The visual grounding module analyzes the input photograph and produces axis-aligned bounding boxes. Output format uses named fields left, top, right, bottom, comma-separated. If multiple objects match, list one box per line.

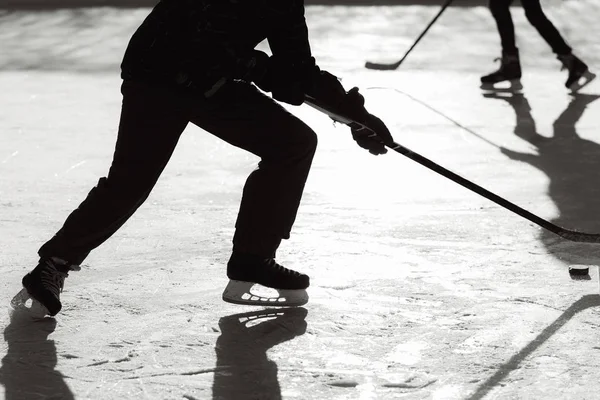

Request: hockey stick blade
left=304, top=95, right=600, bottom=244
left=364, top=0, right=454, bottom=71
left=364, top=61, right=402, bottom=71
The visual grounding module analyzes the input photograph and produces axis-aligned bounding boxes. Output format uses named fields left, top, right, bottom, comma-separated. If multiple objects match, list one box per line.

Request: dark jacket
left=120, top=0, right=312, bottom=95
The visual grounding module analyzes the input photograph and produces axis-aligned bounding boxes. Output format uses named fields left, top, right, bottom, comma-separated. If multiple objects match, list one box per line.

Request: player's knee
left=488, top=0, right=505, bottom=15
left=277, top=126, right=317, bottom=165
left=487, top=0, right=494, bottom=9
left=294, top=125, right=318, bottom=159
left=260, top=120, right=317, bottom=164
left=303, top=127, right=318, bottom=154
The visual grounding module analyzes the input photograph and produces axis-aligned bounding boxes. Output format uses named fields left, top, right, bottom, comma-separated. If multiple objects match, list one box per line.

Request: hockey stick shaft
left=365, top=0, right=454, bottom=70
left=385, top=142, right=599, bottom=243
left=304, top=97, right=600, bottom=243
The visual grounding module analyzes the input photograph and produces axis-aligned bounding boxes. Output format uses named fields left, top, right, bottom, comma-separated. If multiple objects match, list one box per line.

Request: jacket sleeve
left=183, top=0, right=270, bottom=82
left=182, top=0, right=313, bottom=85
left=266, top=1, right=312, bottom=63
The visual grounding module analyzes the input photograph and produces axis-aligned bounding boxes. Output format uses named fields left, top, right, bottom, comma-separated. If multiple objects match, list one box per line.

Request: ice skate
left=558, top=53, right=596, bottom=93
left=222, top=252, right=309, bottom=307
left=480, top=51, right=523, bottom=92
left=10, top=257, right=80, bottom=318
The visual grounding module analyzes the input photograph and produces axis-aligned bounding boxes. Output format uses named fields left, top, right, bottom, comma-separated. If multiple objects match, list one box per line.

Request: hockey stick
left=304, top=95, right=600, bottom=243
left=365, top=0, right=454, bottom=71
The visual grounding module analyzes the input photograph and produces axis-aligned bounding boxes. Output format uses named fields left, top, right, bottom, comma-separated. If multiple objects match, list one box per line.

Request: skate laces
left=42, top=258, right=81, bottom=293
left=266, top=258, right=303, bottom=277
left=492, top=57, right=512, bottom=68
left=558, top=54, right=574, bottom=71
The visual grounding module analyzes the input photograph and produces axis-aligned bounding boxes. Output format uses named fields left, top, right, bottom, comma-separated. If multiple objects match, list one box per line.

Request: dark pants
left=39, top=80, right=318, bottom=264
left=489, top=0, right=571, bottom=55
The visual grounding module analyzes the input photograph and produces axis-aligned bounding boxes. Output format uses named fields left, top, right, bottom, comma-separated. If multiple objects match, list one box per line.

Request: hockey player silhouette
left=12, top=0, right=394, bottom=318
left=481, top=0, right=595, bottom=92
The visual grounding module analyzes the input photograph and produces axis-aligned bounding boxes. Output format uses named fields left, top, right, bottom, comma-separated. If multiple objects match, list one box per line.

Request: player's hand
left=343, top=88, right=393, bottom=155
left=351, top=113, right=394, bottom=155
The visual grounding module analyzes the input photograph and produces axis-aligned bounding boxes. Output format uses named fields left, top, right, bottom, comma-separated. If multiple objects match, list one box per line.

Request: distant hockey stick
left=365, top=0, right=454, bottom=71
left=305, top=95, right=600, bottom=243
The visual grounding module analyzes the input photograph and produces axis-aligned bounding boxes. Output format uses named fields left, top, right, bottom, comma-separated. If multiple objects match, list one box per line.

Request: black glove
left=351, top=114, right=394, bottom=155
left=241, top=50, right=271, bottom=83
left=253, top=55, right=318, bottom=106
left=305, top=76, right=395, bottom=155
left=339, top=87, right=394, bottom=155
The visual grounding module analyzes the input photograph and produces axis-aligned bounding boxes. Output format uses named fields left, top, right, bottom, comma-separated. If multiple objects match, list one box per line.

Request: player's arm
left=246, top=1, right=318, bottom=105
left=182, top=1, right=276, bottom=85
left=264, top=2, right=394, bottom=154
left=306, top=73, right=395, bottom=155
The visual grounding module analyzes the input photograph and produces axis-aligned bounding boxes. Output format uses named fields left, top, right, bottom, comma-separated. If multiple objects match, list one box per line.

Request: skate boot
left=557, top=53, right=596, bottom=93
left=222, top=252, right=309, bottom=307
left=481, top=51, right=523, bottom=92
left=11, top=257, right=81, bottom=318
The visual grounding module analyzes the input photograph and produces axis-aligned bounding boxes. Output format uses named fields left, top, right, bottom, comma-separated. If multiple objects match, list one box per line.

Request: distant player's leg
left=521, top=0, right=595, bottom=92
left=191, top=81, right=316, bottom=306
left=13, top=81, right=190, bottom=318
left=481, top=0, right=523, bottom=91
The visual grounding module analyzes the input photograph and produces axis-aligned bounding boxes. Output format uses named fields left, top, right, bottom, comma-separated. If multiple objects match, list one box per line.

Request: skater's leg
left=521, top=0, right=571, bottom=55
left=190, top=80, right=318, bottom=258
left=38, top=81, right=191, bottom=265
left=190, top=81, right=315, bottom=306
left=489, top=0, right=518, bottom=55
left=481, top=0, right=523, bottom=91
left=520, top=0, right=594, bottom=91
left=17, top=81, right=192, bottom=317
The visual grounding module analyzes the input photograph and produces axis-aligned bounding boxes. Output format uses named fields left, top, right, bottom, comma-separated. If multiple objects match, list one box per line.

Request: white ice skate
left=9, top=288, right=50, bottom=319
left=568, top=71, right=596, bottom=93
left=11, top=257, right=81, bottom=319
left=481, top=53, right=523, bottom=93
left=558, top=54, right=597, bottom=93
left=480, top=79, right=523, bottom=93
left=222, top=280, right=309, bottom=307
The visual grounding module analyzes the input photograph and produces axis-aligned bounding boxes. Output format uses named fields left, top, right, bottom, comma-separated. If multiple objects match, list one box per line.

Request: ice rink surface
left=2, top=2, right=600, bottom=399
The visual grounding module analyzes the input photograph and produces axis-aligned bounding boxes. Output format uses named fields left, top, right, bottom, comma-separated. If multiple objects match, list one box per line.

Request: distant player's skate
left=558, top=54, right=596, bottom=93
left=481, top=52, right=523, bottom=93
left=10, top=257, right=80, bottom=318
left=222, top=253, right=309, bottom=307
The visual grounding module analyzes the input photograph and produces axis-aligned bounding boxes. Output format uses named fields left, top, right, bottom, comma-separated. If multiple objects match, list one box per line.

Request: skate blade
left=480, top=79, right=523, bottom=93
left=222, top=280, right=309, bottom=307
left=569, top=71, right=597, bottom=93
left=9, top=288, right=50, bottom=320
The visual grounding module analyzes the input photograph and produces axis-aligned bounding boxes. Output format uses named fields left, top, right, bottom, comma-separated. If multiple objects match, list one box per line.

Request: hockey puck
left=568, top=265, right=590, bottom=276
